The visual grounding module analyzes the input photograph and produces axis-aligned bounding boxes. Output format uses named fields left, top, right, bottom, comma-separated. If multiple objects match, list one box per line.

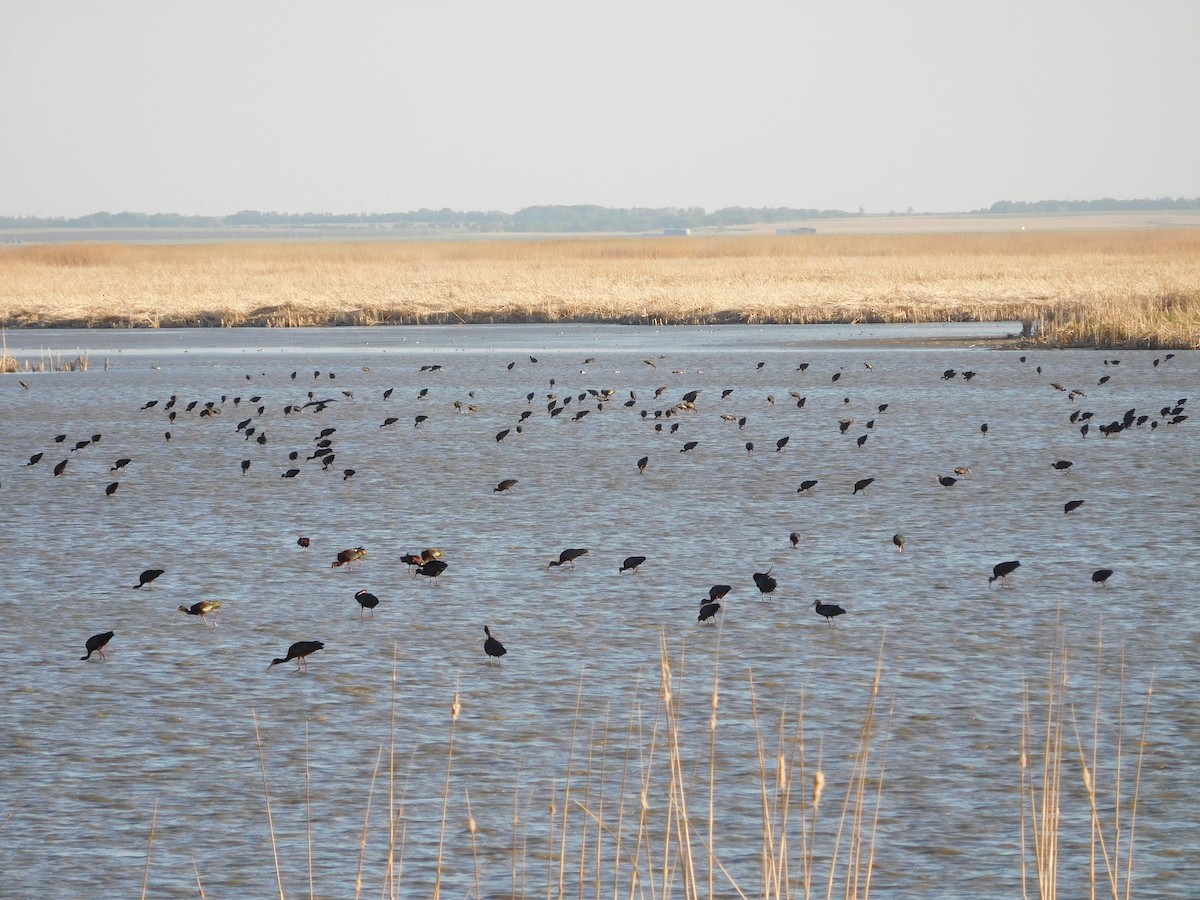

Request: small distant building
left=663, top=228, right=691, bottom=236
left=777, top=226, right=817, bottom=235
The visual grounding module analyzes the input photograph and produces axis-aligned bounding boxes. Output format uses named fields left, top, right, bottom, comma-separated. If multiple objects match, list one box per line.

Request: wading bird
left=331, top=547, right=367, bottom=569
left=619, top=555, right=646, bottom=573
left=268, top=640, right=324, bottom=672
left=354, top=590, right=379, bottom=618
left=812, top=599, right=846, bottom=625
left=1092, top=568, right=1114, bottom=585
left=549, top=548, right=588, bottom=569
left=483, top=626, right=507, bottom=662
left=699, top=601, right=721, bottom=622
left=494, top=479, right=518, bottom=493
left=133, top=568, right=165, bottom=589
left=989, top=560, right=1021, bottom=586
left=893, top=534, right=905, bottom=552
left=81, top=631, right=114, bottom=661
left=175, top=600, right=221, bottom=625
left=753, top=570, right=777, bottom=599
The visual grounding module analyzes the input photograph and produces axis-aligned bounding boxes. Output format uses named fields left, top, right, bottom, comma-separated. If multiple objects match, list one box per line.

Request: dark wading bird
left=241, top=459, right=251, bottom=475
left=812, top=599, right=846, bottom=625
left=680, top=441, right=699, bottom=453
left=797, top=479, right=818, bottom=494
left=297, top=537, right=311, bottom=548
left=494, top=479, right=518, bottom=493
left=81, top=631, right=114, bottom=661
left=483, top=626, right=507, bottom=662
left=53, top=459, right=68, bottom=476
left=105, top=482, right=119, bottom=496
left=637, top=455, right=648, bottom=474
left=937, top=475, right=957, bottom=487
left=549, top=548, right=588, bottom=569
left=268, top=640, right=324, bottom=672
left=753, top=570, right=777, bottom=599
left=1064, top=499, right=1086, bottom=514
left=26, top=453, right=43, bottom=466
left=332, top=547, right=367, bottom=569
left=111, top=458, right=131, bottom=472
left=133, top=568, right=165, bottom=589
left=989, top=560, right=1021, bottom=586
left=699, top=601, right=721, bottom=622
left=1050, top=460, right=1073, bottom=471
left=893, top=534, right=905, bottom=553
left=853, top=477, right=874, bottom=494
left=789, top=532, right=801, bottom=548
left=354, top=590, right=380, bottom=618
left=619, top=555, right=646, bottom=573
left=416, top=558, right=448, bottom=583
left=1092, top=568, right=1114, bottom=586
left=175, top=600, right=221, bottom=625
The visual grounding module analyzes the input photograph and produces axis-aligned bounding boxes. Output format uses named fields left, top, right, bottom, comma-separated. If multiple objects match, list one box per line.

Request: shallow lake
left=1, top=324, right=1196, bottom=897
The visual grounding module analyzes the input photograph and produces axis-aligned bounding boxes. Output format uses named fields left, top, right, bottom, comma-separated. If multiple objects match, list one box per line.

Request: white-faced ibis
left=789, top=532, right=800, bottom=548
left=980, top=423, right=988, bottom=434
left=1050, top=460, right=1073, bottom=471
left=636, top=455, right=649, bottom=475
left=853, top=477, right=874, bottom=494
left=81, top=631, right=114, bottom=661
left=268, top=640, right=324, bottom=672
left=111, top=458, right=131, bottom=472
left=699, top=601, right=721, bottom=622
left=954, top=466, right=971, bottom=476
left=812, top=599, right=846, bottom=625
left=495, top=428, right=510, bottom=442
left=26, top=453, right=43, bottom=466
left=937, top=475, right=957, bottom=487
left=483, top=626, right=507, bottom=662
left=133, top=568, right=165, bottom=589
left=1064, top=499, right=1085, bottom=514
left=893, top=534, right=905, bottom=552
left=175, top=600, right=221, bottom=625
left=105, top=482, right=119, bottom=496
left=775, top=436, right=789, bottom=451
left=241, top=459, right=251, bottom=474
left=619, top=555, right=646, bottom=573
left=494, top=479, right=518, bottom=493
left=549, top=548, right=588, bottom=569
left=297, top=536, right=311, bottom=548
left=331, top=547, right=367, bottom=569
left=797, top=479, right=818, bottom=493
left=1092, top=568, right=1114, bottom=585
left=281, top=468, right=300, bottom=479
left=53, top=459, right=68, bottom=476
left=354, top=590, right=380, bottom=618
left=989, top=560, right=1021, bottom=586
left=343, top=469, right=355, bottom=481
left=752, top=570, right=777, bottom=599
left=680, top=441, right=698, bottom=453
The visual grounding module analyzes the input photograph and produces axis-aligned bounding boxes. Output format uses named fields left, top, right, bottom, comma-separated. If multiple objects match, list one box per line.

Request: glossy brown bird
left=1064, top=499, right=1085, bottom=514
left=637, top=455, right=648, bottom=474
left=331, top=547, right=367, bottom=569
left=175, top=600, right=221, bottom=625
left=1091, top=568, right=1114, bottom=585
left=853, top=477, right=874, bottom=494
left=698, top=601, right=721, bottom=622
left=752, top=570, right=777, bottom=599
left=81, top=631, right=114, bottom=661
left=494, top=479, right=518, bottom=493
left=297, top=536, right=311, bottom=548
left=797, top=479, right=818, bottom=494
left=416, top=559, right=448, bottom=582
left=892, top=533, right=905, bottom=553
left=268, top=640, right=324, bottom=672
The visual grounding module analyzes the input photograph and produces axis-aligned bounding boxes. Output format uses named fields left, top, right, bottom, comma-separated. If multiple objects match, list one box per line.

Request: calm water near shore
left=1, top=324, right=1196, bottom=897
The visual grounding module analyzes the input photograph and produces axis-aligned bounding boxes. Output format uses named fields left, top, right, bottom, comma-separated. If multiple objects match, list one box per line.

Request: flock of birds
left=4, top=344, right=1189, bottom=675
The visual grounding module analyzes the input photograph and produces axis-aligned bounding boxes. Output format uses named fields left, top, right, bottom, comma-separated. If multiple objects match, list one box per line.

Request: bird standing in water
left=354, top=590, right=380, bottom=618
left=549, top=548, right=588, bottom=569
left=268, top=640, right=324, bottom=672
left=989, top=560, right=1021, bottom=586
left=483, top=626, right=507, bottom=663
left=81, top=631, right=114, bottom=661
left=619, top=555, right=646, bottom=573
left=812, top=599, right=846, bottom=625
left=175, top=600, right=221, bottom=625
left=133, top=568, right=165, bottom=589
left=753, top=570, right=777, bottom=599
left=893, top=534, right=905, bottom=552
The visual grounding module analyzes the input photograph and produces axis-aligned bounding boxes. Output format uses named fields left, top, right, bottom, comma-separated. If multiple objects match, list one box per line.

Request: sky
left=3, top=1, right=1198, bottom=218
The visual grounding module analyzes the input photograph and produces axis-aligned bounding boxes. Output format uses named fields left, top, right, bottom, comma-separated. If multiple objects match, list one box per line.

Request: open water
left=0, top=324, right=1196, bottom=897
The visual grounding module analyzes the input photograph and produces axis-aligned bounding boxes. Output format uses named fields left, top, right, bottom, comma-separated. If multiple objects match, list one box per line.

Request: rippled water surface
left=1, top=324, right=1197, bottom=897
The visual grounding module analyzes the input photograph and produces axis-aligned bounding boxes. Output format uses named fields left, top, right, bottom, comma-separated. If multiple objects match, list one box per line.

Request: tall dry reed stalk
left=1021, top=629, right=1152, bottom=900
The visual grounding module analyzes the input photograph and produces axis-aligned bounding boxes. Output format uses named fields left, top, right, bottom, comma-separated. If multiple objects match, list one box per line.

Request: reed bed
left=1, top=230, right=1198, bottom=347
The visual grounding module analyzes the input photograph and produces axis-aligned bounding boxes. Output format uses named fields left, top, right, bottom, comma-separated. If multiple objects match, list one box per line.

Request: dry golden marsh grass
left=1, top=229, right=1198, bottom=347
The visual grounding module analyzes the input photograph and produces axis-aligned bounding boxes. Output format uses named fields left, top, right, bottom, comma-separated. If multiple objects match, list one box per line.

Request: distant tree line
left=0, top=204, right=851, bottom=233
left=980, top=197, right=1200, bottom=214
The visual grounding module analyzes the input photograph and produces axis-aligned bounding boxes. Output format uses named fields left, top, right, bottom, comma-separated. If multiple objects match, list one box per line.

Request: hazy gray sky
left=3, top=1, right=1197, bottom=217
